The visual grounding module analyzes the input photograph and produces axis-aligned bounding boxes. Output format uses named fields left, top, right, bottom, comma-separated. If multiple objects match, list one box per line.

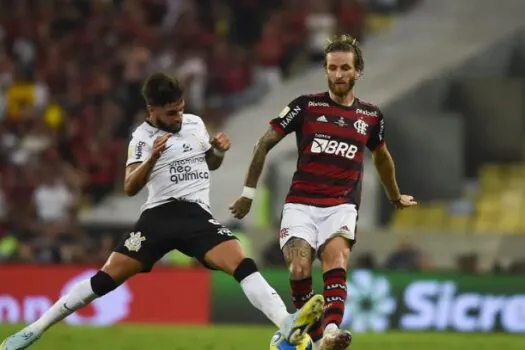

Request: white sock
left=32, top=279, right=98, bottom=332
left=312, top=323, right=338, bottom=349
left=324, top=322, right=338, bottom=335
left=240, top=272, right=290, bottom=329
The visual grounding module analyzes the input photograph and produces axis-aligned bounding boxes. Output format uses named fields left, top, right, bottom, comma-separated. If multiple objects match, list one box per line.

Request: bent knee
left=288, top=260, right=312, bottom=279
left=90, top=271, right=118, bottom=297
left=320, top=238, right=351, bottom=270
left=101, top=252, right=143, bottom=284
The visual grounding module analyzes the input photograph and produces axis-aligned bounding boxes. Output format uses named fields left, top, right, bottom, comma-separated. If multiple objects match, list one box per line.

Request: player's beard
left=328, top=78, right=356, bottom=98
left=155, top=119, right=182, bottom=133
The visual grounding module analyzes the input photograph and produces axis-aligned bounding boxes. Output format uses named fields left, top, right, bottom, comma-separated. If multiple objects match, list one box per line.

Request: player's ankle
left=24, top=322, right=42, bottom=334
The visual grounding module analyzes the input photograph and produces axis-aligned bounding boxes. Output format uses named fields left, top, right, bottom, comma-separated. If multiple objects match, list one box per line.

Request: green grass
left=1, top=324, right=524, bottom=349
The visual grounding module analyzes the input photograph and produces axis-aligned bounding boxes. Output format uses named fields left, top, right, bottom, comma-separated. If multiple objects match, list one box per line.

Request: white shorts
left=279, top=203, right=358, bottom=251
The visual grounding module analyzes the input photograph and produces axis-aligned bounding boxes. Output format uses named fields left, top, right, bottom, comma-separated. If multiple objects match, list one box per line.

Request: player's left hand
left=210, top=132, right=231, bottom=153
left=229, top=197, right=252, bottom=219
left=392, top=194, right=417, bottom=209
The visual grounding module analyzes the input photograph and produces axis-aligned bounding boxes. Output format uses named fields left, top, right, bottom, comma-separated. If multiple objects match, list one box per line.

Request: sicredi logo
left=342, top=270, right=396, bottom=332
left=342, top=270, right=525, bottom=333
left=400, top=281, right=525, bottom=333
left=311, top=138, right=358, bottom=159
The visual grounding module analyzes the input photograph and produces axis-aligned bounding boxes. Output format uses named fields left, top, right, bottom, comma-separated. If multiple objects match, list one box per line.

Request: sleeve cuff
left=270, top=122, right=285, bottom=135
left=370, top=141, right=385, bottom=152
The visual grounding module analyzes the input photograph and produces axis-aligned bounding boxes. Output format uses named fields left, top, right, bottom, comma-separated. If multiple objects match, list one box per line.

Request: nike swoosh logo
left=63, top=303, right=74, bottom=312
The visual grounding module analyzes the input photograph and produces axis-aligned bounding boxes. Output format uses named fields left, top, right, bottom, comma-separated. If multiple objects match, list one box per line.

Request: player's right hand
left=151, top=133, right=173, bottom=160
left=392, top=194, right=417, bottom=210
left=229, top=197, right=252, bottom=219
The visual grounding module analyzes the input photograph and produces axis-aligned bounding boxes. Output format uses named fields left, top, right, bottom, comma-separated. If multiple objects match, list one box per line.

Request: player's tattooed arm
left=282, top=238, right=314, bottom=268
left=372, top=144, right=401, bottom=201
left=244, top=127, right=284, bottom=188
left=230, top=128, right=283, bottom=219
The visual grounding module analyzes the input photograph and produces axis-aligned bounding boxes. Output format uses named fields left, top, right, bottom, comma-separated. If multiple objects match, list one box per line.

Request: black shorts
left=113, top=200, right=237, bottom=272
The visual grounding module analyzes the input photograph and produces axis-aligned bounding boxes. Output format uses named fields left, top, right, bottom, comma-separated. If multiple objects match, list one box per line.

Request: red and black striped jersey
left=269, top=92, right=385, bottom=208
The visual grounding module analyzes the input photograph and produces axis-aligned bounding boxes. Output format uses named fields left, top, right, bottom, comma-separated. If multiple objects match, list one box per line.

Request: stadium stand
left=0, top=0, right=419, bottom=265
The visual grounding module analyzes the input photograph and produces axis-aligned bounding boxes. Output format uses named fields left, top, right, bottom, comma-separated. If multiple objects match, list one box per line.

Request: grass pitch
left=1, top=324, right=524, bottom=349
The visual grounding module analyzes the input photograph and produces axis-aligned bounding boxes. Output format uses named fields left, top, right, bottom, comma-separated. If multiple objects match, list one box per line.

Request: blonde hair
left=324, top=34, right=364, bottom=71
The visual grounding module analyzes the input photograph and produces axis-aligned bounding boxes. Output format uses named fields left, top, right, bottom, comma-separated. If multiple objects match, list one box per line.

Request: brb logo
left=311, top=138, right=358, bottom=159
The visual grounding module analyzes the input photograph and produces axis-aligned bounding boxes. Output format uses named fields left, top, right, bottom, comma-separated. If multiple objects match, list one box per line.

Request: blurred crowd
left=0, top=0, right=418, bottom=264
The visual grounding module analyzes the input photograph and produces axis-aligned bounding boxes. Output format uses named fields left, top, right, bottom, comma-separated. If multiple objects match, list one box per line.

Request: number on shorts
left=208, top=218, right=222, bottom=226
left=209, top=218, right=233, bottom=236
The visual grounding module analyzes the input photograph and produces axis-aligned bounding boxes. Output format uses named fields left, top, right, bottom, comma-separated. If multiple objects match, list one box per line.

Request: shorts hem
left=196, top=235, right=239, bottom=270
left=279, top=234, right=316, bottom=251
left=112, top=249, right=152, bottom=273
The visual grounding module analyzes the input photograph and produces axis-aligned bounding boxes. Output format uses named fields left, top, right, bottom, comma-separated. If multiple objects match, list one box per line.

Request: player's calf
left=290, top=276, right=324, bottom=344
left=316, top=237, right=352, bottom=349
left=322, top=268, right=347, bottom=330
left=284, top=238, right=315, bottom=310
left=229, top=256, right=323, bottom=344
left=233, top=257, right=292, bottom=329
left=291, top=277, right=315, bottom=309
left=36, top=270, right=119, bottom=332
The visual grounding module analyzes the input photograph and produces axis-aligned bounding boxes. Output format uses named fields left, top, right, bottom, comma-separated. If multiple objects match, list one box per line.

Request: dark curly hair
left=142, top=72, right=184, bottom=107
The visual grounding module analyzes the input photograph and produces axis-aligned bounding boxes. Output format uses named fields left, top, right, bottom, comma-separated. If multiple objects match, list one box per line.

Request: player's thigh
left=101, top=252, right=143, bottom=284
left=113, top=204, right=176, bottom=273
left=279, top=203, right=317, bottom=252
left=177, top=207, right=239, bottom=271
left=202, top=239, right=246, bottom=275
left=317, top=204, right=358, bottom=251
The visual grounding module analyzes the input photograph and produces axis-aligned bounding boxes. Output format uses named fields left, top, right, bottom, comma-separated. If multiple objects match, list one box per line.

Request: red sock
left=308, top=319, right=324, bottom=342
left=290, top=277, right=313, bottom=309
left=323, top=268, right=347, bottom=329
left=290, top=277, right=323, bottom=341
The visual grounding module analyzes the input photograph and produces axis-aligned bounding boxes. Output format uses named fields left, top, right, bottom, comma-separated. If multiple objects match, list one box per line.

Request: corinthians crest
left=124, top=232, right=146, bottom=252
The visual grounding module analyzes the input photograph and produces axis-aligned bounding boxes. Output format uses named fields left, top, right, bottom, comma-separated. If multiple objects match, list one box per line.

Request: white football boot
left=0, top=326, right=42, bottom=350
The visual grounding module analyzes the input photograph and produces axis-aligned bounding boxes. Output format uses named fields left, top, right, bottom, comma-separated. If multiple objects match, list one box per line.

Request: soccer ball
left=269, top=331, right=313, bottom=350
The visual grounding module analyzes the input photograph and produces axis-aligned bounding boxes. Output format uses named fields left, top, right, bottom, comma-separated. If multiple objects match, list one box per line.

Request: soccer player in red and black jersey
left=230, top=35, right=417, bottom=350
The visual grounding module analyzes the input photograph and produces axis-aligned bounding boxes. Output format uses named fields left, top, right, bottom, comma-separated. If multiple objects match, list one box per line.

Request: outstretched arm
left=229, top=127, right=284, bottom=219
left=372, top=144, right=417, bottom=209
left=372, top=144, right=400, bottom=202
